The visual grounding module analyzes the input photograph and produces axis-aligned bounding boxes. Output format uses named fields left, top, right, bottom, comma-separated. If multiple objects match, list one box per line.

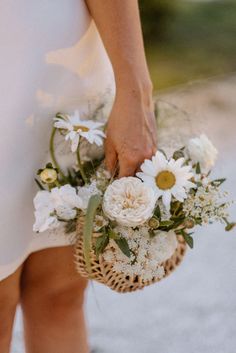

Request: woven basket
left=74, top=218, right=187, bottom=293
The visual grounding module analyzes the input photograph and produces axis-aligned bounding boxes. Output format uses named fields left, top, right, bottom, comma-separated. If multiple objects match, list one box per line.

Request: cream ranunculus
left=187, top=134, right=218, bottom=173
left=102, top=177, right=157, bottom=227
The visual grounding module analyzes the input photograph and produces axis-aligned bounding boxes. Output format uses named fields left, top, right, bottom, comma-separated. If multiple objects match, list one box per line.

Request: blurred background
left=139, top=0, right=236, bottom=89
left=13, top=1, right=236, bottom=352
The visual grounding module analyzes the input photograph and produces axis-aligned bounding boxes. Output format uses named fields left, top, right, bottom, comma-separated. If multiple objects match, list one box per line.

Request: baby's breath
left=183, top=184, right=230, bottom=225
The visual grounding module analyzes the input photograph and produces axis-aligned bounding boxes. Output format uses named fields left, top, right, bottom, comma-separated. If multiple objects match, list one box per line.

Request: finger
left=105, top=141, right=118, bottom=174
left=118, top=159, right=138, bottom=178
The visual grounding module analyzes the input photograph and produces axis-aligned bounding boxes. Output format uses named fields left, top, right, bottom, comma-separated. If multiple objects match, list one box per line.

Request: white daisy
left=136, top=151, right=195, bottom=210
left=54, top=110, right=106, bottom=152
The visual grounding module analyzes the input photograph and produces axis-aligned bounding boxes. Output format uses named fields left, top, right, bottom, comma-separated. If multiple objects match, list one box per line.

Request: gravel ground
left=12, top=76, right=236, bottom=353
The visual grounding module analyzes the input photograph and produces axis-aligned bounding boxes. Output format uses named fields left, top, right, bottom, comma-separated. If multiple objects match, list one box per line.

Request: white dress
left=0, top=0, right=115, bottom=281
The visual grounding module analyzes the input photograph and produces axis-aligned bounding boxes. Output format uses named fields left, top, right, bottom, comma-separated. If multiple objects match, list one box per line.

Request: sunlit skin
left=0, top=2, right=156, bottom=353
left=86, top=0, right=157, bottom=177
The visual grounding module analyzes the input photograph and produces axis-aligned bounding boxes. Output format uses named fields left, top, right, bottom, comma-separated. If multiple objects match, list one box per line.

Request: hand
left=105, top=84, right=157, bottom=177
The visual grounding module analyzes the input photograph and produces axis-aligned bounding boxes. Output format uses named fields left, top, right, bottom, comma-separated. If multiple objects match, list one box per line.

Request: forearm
left=85, top=0, right=152, bottom=96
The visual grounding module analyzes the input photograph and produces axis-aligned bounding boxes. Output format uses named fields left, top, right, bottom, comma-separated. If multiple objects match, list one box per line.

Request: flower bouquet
left=33, top=111, right=235, bottom=293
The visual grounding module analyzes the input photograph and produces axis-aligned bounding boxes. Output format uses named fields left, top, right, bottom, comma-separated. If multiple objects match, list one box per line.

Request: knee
left=46, top=275, right=88, bottom=311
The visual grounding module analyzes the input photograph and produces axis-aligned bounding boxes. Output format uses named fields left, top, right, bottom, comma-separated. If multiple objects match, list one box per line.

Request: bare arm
left=85, top=0, right=157, bottom=176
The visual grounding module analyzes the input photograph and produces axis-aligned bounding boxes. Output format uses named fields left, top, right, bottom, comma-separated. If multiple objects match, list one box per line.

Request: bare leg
left=20, top=246, right=89, bottom=353
left=0, top=266, right=22, bottom=353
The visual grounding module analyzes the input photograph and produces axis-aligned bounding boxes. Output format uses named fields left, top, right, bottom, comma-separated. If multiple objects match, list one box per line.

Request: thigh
left=0, top=265, right=22, bottom=296
left=0, top=265, right=22, bottom=315
left=20, top=246, right=88, bottom=305
left=0, top=266, right=22, bottom=352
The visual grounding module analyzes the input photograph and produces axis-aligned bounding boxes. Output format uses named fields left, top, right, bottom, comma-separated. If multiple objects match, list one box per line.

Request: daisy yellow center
left=155, top=171, right=176, bottom=190
left=74, top=125, right=89, bottom=132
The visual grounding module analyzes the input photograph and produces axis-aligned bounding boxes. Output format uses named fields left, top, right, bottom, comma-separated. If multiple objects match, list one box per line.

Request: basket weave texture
left=74, top=218, right=187, bottom=293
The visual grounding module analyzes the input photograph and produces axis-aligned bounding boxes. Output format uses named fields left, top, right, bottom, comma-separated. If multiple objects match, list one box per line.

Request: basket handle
left=83, top=194, right=102, bottom=276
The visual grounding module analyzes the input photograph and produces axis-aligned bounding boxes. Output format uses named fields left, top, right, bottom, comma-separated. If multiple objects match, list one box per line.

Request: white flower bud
left=40, top=168, right=58, bottom=184
left=148, top=217, right=160, bottom=229
left=187, top=134, right=218, bottom=173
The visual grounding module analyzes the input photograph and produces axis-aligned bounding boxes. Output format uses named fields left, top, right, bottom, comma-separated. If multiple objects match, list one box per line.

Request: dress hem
left=0, top=235, right=75, bottom=282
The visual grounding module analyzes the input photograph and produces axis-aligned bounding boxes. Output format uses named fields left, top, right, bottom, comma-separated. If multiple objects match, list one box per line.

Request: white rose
left=150, top=230, right=178, bottom=263
left=102, top=177, right=157, bottom=227
left=33, top=190, right=59, bottom=232
left=51, top=184, right=83, bottom=207
left=33, top=210, right=59, bottom=233
left=33, top=184, right=84, bottom=232
left=187, top=134, right=218, bottom=173
left=50, top=184, right=83, bottom=219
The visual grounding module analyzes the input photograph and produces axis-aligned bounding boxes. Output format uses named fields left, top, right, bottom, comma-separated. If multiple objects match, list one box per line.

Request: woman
left=0, top=1, right=157, bottom=352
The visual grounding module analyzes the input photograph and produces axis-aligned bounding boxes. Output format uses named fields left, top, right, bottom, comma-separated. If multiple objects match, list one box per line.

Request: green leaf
left=37, top=168, right=43, bottom=175
left=181, top=231, right=194, bottom=249
left=154, top=205, right=161, bottom=219
left=55, top=112, right=65, bottom=119
left=159, top=220, right=174, bottom=227
left=108, top=228, right=120, bottom=240
left=225, top=222, right=236, bottom=231
left=115, top=238, right=131, bottom=258
left=196, top=162, right=201, bottom=174
left=83, top=194, right=102, bottom=275
left=172, top=218, right=185, bottom=228
left=46, top=162, right=54, bottom=169
left=173, top=150, right=185, bottom=160
left=211, top=178, right=226, bottom=187
left=94, top=234, right=109, bottom=257
left=194, top=218, right=202, bottom=225
left=171, top=201, right=183, bottom=217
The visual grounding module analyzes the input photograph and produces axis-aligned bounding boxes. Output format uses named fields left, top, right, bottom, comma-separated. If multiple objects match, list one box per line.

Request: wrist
left=115, top=76, right=154, bottom=110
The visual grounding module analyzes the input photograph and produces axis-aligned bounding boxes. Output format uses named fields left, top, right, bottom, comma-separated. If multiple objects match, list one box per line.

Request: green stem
left=50, top=127, right=66, bottom=181
left=76, top=145, right=88, bottom=184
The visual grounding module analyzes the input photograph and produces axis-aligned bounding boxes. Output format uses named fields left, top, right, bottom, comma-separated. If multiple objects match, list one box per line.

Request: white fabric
left=0, top=0, right=115, bottom=281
